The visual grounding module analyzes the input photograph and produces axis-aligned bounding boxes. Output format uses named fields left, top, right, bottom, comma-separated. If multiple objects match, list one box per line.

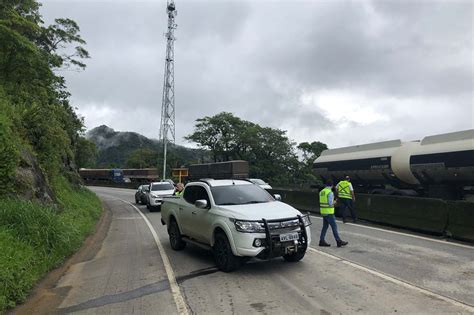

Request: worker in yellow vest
left=336, top=175, right=356, bottom=223
left=174, top=183, right=184, bottom=196
left=319, top=180, right=348, bottom=247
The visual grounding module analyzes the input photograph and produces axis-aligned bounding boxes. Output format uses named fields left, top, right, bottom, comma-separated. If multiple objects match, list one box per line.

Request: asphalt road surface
left=14, top=187, right=474, bottom=314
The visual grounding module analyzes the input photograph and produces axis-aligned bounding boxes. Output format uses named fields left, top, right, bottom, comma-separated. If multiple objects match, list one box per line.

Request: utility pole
left=159, top=0, right=177, bottom=181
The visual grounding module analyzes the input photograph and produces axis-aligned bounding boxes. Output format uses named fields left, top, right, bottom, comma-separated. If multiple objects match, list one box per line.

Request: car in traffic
left=146, top=182, right=175, bottom=211
left=161, top=179, right=311, bottom=272
left=135, top=184, right=149, bottom=204
left=248, top=178, right=272, bottom=190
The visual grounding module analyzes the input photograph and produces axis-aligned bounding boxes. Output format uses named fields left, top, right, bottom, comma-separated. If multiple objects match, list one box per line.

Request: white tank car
left=314, top=130, right=474, bottom=197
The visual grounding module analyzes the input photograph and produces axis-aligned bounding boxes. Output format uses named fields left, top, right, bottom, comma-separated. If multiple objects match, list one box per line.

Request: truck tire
left=213, top=232, right=242, bottom=272
left=283, top=250, right=306, bottom=262
left=168, top=219, right=186, bottom=250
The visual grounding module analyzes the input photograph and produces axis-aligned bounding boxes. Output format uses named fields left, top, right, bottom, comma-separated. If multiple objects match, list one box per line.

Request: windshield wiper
left=219, top=202, right=238, bottom=205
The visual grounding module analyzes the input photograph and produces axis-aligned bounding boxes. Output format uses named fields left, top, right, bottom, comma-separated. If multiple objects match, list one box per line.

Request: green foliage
left=185, top=112, right=329, bottom=188
left=126, top=148, right=157, bottom=168
left=186, top=112, right=305, bottom=187
left=23, top=103, right=71, bottom=177
left=75, top=137, right=98, bottom=168
left=298, top=141, right=328, bottom=165
left=0, top=0, right=90, bottom=187
left=0, top=178, right=102, bottom=312
left=0, top=96, right=19, bottom=193
left=0, top=3, right=101, bottom=311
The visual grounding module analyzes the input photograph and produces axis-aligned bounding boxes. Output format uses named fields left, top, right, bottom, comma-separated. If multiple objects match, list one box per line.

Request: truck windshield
left=151, top=184, right=174, bottom=191
left=211, top=185, right=273, bottom=205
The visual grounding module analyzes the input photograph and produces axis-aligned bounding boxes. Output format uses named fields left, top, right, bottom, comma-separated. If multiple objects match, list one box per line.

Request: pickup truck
left=161, top=179, right=312, bottom=272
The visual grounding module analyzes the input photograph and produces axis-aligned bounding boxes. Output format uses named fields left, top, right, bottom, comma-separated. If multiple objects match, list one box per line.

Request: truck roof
left=195, top=179, right=253, bottom=187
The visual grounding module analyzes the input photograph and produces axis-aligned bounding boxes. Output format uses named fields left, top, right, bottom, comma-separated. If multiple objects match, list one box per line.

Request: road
left=14, top=186, right=474, bottom=314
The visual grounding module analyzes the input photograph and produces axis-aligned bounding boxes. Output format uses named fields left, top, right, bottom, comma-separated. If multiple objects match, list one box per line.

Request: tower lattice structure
left=159, top=0, right=177, bottom=180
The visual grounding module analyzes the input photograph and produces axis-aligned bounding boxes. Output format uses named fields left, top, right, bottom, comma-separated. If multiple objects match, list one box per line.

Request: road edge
left=9, top=200, right=113, bottom=315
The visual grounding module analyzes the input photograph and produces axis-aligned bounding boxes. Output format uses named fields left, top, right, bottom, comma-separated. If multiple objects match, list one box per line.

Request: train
left=79, top=168, right=160, bottom=183
left=313, top=129, right=474, bottom=200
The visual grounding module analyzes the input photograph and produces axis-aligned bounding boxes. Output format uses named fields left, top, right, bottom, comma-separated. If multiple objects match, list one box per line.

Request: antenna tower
left=159, top=0, right=177, bottom=180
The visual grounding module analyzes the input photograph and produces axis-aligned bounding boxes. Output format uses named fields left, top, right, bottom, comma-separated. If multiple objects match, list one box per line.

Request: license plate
left=280, top=232, right=299, bottom=242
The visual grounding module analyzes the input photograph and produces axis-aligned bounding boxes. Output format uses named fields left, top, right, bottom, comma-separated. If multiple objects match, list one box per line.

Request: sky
left=40, top=0, right=473, bottom=149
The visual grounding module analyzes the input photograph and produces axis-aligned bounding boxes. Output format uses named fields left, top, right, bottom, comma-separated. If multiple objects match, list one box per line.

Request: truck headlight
left=233, top=220, right=265, bottom=233
left=150, top=193, right=158, bottom=198
left=301, top=214, right=312, bottom=227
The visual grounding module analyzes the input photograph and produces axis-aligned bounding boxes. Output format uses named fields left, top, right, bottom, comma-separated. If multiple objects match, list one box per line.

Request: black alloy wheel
left=168, top=220, right=186, bottom=250
left=213, top=232, right=243, bottom=272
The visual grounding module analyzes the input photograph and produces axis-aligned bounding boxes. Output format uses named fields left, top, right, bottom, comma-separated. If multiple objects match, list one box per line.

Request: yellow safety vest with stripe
left=337, top=180, right=352, bottom=199
left=320, top=187, right=334, bottom=215
left=175, top=191, right=183, bottom=196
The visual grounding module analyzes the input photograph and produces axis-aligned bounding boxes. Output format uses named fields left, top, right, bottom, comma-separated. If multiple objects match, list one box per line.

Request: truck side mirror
left=195, top=199, right=208, bottom=209
left=274, top=194, right=281, bottom=201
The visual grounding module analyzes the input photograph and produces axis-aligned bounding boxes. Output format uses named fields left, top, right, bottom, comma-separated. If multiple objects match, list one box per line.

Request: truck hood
left=217, top=201, right=302, bottom=220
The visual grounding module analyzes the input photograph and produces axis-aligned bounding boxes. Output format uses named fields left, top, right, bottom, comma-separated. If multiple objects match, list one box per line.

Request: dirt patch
left=9, top=201, right=112, bottom=315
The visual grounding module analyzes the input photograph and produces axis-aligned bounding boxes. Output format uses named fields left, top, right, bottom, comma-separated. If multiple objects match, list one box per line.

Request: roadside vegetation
left=0, top=178, right=101, bottom=311
left=0, top=1, right=101, bottom=312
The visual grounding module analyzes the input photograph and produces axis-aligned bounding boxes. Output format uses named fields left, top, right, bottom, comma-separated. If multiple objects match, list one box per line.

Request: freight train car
left=314, top=129, right=474, bottom=199
left=79, top=168, right=124, bottom=182
left=79, top=168, right=160, bottom=183
left=122, top=168, right=160, bottom=183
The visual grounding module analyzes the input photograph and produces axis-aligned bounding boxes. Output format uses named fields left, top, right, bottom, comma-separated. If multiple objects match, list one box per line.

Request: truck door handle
left=192, top=211, right=197, bottom=215
left=179, top=207, right=183, bottom=211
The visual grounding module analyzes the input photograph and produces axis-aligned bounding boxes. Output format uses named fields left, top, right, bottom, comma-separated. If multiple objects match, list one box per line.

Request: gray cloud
left=40, top=0, right=473, bottom=149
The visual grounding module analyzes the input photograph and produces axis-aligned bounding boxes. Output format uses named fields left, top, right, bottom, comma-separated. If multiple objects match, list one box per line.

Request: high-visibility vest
left=320, top=188, right=334, bottom=215
left=337, top=180, right=352, bottom=199
left=175, top=191, right=183, bottom=196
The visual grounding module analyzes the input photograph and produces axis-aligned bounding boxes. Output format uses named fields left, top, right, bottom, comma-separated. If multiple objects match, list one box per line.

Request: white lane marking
left=122, top=200, right=189, bottom=315
left=308, top=247, right=474, bottom=312
left=309, top=215, right=473, bottom=249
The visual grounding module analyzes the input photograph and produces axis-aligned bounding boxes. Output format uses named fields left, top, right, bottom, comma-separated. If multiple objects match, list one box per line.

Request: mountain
left=86, top=125, right=209, bottom=168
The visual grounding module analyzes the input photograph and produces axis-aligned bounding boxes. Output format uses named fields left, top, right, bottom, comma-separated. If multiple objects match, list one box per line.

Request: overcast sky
left=40, top=0, right=473, bottom=149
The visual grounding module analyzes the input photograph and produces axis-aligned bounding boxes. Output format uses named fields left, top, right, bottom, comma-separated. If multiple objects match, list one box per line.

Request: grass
left=0, top=177, right=102, bottom=313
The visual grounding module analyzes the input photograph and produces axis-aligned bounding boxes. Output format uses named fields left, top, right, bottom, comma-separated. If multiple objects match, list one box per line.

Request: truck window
left=184, top=186, right=210, bottom=205
left=211, top=185, right=273, bottom=205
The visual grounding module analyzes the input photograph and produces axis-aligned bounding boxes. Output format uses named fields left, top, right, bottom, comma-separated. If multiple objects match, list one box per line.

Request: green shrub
left=0, top=98, right=19, bottom=194
left=0, top=178, right=102, bottom=313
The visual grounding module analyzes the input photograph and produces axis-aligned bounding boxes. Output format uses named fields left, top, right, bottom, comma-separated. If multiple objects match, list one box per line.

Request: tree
left=0, top=0, right=90, bottom=181
left=297, top=141, right=328, bottom=165
left=185, top=112, right=300, bottom=187
left=75, top=137, right=97, bottom=168
left=125, top=148, right=158, bottom=169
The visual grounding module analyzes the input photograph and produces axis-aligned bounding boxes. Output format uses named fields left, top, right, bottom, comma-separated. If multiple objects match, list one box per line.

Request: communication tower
left=159, top=0, right=177, bottom=180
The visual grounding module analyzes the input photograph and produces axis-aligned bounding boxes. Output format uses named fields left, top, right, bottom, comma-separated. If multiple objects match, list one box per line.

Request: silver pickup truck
left=161, top=179, right=312, bottom=272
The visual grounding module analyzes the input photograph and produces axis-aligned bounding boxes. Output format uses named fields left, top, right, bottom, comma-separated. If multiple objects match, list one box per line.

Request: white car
left=146, top=182, right=175, bottom=212
left=161, top=179, right=311, bottom=272
left=248, top=178, right=272, bottom=190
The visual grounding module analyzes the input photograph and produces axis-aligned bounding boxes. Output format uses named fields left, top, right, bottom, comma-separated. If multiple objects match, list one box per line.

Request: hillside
left=86, top=125, right=210, bottom=168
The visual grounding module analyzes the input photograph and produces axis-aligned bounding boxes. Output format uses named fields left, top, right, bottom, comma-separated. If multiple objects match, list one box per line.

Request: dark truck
left=187, top=160, right=249, bottom=181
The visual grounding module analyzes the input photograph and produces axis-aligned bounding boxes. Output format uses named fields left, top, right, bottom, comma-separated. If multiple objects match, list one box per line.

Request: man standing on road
left=319, top=180, right=348, bottom=247
left=337, top=175, right=357, bottom=223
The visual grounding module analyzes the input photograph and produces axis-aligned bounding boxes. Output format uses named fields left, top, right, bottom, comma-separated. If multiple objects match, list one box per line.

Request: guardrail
left=268, top=189, right=474, bottom=243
